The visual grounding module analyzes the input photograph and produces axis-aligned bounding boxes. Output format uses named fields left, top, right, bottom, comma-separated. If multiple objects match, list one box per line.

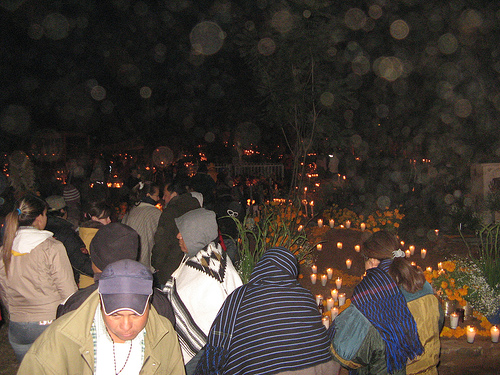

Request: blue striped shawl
left=195, top=247, right=333, bottom=375
left=350, top=259, right=423, bottom=374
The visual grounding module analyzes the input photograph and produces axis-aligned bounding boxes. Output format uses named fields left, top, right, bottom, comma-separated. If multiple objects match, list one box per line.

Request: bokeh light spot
left=438, top=33, right=458, bottom=55
left=368, top=4, right=383, bottom=19
left=257, top=37, right=276, bottom=56
left=42, top=13, right=69, bottom=40
left=377, top=196, right=391, bottom=210
left=320, top=92, right=335, bottom=107
left=190, top=21, right=225, bottom=56
left=271, top=10, right=294, bottom=33
left=90, top=86, right=106, bottom=101
left=140, top=86, right=152, bottom=99
left=344, top=8, right=367, bottom=31
left=454, top=98, right=472, bottom=118
left=390, top=20, right=410, bottom=40
left=28, top=24, right=44, bottom=40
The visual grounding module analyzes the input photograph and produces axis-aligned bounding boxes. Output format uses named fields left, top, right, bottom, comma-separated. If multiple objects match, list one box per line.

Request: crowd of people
left=0, top=158, right=444, bottom=375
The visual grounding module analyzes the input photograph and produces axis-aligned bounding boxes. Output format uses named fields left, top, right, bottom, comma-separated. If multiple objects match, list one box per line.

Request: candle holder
left=335, top=277, right=342, bottom=289
left=310, top=274, right=317, bottom=285
left=330, top=289, right=338, bottom=301
left=450, top=312, right=459, bottom=329
left=466, top=325, right=476, bottom=343
left=321, top=274, right=328, bottom=286
left=326, top=268, right=333, bottom=279
left=491, top=326, right=499, bottom=343
left=338, top=293, right=346, bottom=306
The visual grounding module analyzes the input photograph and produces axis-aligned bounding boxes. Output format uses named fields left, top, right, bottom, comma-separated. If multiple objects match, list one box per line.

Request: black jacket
left=46, top=216, right=93, bottom=284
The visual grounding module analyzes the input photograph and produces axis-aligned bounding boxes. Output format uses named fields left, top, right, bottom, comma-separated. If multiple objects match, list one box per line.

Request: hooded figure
left=195, top=246, right=336, bottom=375
left=163, top=208, right=242, bottom=369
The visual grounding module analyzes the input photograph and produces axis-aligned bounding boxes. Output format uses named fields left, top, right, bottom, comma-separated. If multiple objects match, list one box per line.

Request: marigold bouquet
left=322, top=204, right=404, bottom=232
left=426, top=259, right=500, bottom=318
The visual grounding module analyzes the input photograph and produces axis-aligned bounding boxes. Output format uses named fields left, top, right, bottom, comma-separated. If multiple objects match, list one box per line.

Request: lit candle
left=310, top=201, right=315, bottom=217
left=331, top=307, right=339, bottom=320
left=360, top=222, right=366, bottom=231
left=322, top=316, right=330, bottom=329
left=354, top=244, right=360, bottom=252
left=321, top=274, right=328, bottom=286
left=338, top=293, right=346, bottom=306
left=409, top=245, right=415, bottom=255
left=345, top=220, right=351, bottom=228
left=315, top=294, right=323, bottom=305
left=466, top=326, right=476, bottom=343
left=438, top=262, right=443, bottom=270
left=298, top=225, right=304, bottom=232
left=405, top=250, right=411, bottom=258
left=411, top=261, right=416, bottom=266
left=337, top=242, right=343, bottom=249
left=316, top=244, right=323, bottom=251
left=326, top=268, right=333, bottom=279
left=317, top=218, right=323, bottom=227
left=435, top=229, right=439, bottom=236
left=491, top=326, right=500, bottom=343
left=335, top=277, right=342, bottom=289
left=329, top=219, right=335, bottom=228
left=426, top=267, right=432, bottom=273
left=310, top=274, right=317, bottom=284
left=450, top=312, right=459, bottom=329
left=331, top=289, right=338, bottom=301
left=311, top=265, right=317, bottom=274
left=400, top=240, right=405, bottom=247
left=326, top=298, right=334, bottom=310
left=346, top=259, right=352, bottom=269
left=421, top=248, right=427, bottom=259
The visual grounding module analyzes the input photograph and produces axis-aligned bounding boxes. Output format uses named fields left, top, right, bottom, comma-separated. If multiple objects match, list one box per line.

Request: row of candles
left=311, top=267, right=350, bottom=285
left=459, top=325, right=499, bottom=343
left=316, top=292, right=345, bottom=329
left=316, top=218, right=360, bottom=230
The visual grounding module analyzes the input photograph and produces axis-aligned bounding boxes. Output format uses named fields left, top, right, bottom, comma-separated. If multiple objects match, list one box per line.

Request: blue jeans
left=8, top=321, right=50, bottom=362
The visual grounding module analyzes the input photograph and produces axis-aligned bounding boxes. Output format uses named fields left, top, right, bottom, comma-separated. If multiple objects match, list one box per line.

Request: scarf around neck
left=351, top=259, right=423, bottom=374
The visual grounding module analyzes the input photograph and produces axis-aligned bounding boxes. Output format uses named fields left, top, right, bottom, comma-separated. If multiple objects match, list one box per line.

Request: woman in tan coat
left=0, top=194, right=77, bottom=362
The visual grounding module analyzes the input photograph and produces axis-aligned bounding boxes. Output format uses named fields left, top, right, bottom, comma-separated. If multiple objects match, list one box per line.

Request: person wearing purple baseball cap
left=18, top=260, right=185, bottom=375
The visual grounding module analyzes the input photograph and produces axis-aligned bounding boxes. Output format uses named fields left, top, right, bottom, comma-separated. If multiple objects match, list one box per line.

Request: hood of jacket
left=249, top=246, right=298, bottom=285
left=175, top=208, right=218, bottom=257
left=12, top=227, right=54, bottom=254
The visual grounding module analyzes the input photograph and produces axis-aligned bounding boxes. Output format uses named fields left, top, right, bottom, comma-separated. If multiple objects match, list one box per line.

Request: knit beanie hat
left=175, top=208, right=218, bottom=257
left=63, top=184, right=81, bottom=205
left=90, top=222, right=139, bottom=271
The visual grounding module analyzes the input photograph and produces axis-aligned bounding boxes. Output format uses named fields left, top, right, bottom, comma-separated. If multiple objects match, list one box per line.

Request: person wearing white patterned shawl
left=163, top=208, right=242, bottom=373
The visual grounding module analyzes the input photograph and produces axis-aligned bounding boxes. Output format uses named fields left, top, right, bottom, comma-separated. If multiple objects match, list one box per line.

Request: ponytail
left=1, top=194, right=47, bottom=276
left=389, top=257, right=425, bottom=293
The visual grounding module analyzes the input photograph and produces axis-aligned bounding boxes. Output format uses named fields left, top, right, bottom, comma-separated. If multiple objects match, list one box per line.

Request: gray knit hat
left=90, top=223, right=139, bottom=271
left=175, top=208, right=218, bottom=257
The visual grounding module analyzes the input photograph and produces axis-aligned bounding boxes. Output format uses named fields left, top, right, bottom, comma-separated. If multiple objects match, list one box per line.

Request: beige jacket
left=18, top=290, right=185, bottom=375
left=0, top=228, right=77, bottom=322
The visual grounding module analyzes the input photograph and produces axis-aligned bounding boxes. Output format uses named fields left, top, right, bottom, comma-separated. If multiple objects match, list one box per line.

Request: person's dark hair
left=362, top=230, right=425, bottom=293
left=2, top=194, right=48, bottom=276
left=83, top=200, right=112, bottom=221
left=133, top=181, right=159, bottom=204
left=165, top=177, right=191, bottom=196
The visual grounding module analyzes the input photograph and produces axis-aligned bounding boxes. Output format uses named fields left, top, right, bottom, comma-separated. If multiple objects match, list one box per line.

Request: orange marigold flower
left=441, top=281, right=448, bottom=289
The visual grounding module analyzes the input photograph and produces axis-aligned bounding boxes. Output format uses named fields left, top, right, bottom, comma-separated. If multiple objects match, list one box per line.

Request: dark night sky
left=2, top=0, right=500, bottom=169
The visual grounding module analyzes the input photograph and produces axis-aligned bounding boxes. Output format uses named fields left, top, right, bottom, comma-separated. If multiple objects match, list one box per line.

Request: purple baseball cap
left=98, top=259, right=153, bottom=316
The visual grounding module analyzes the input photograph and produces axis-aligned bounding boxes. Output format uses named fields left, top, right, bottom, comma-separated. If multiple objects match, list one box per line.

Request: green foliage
left=477, top=224, right=500, bottom=291
left=232, top=202, right=316, bottom=284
